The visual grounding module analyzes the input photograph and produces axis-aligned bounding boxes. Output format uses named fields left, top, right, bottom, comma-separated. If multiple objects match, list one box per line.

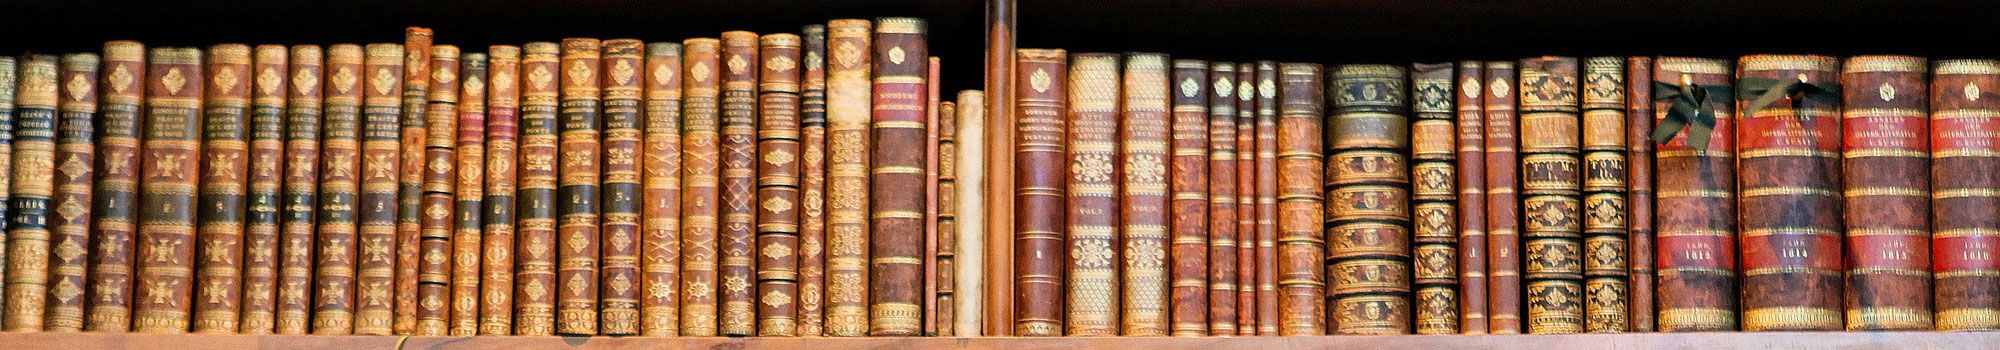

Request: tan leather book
left=131, top=47, right=204, bottom=334
left=1326, top=64, right=1411, bottom=335
left=555, top=38, right=603, bottom=336
left=238, top=44, right=288, bottom=335
left=479, top=45, right=522, bottom=335
left=88, top=41, right=147, bottom=333
left=1274, top=63, right=1325, bottom=336
left=1410, top=62, right=1459, bottom=335
left=639, top=42, right=684, bottom=336
left=4, top=54, right=59, bottom=332
left=310, top=44, right=361, bottom=335
left=354, top=43, right=404, bottom=336
left=1063, top=52, right=1121, bottom=336
left=821, top=19, right=873, bottom=337
left=450, top=53, right=488, bottom=336
left=678, top=37, right=724, bottom=337
left=48, top=53, right=101, bottom=332
left=512, top=42, right=561, bottom=336
left=1517, top=56, right=1582, bottom=334
left=717, top=31, right=759, bottom=337
left=414, top=45, right=459, bottom=336
left=1011, top=48, right=1066, bottom=337
left=598, top=39, right=645, bottom=336
left=1579, top=57, right=1629, bottom=333
left=1932, top=59, right=2000, bottom=331
left=1735, top=54, right=1842, bottom=332
left=1119, top=53, right=1171, bottom=336
left=754, top=33, right=804, bottom=337
left=393, top=29, right=431, bottom=335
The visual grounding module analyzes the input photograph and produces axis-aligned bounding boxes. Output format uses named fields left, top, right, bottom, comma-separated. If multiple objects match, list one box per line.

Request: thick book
left=88, top=42, right=146, bottom=333
left=1410, top=62, right=1459, bottom=335
left=1932, top=59, right=2000, bottom=331
left=310, top=44, right=361, bottom=335
left=451, top=53, right=489, bottom=336
left=598, top=39, right=645, bottom=336
left=1453, top=60, right=1488, bottom=334
left=1233, top=62, right=1255, bottom=335
left=1327, top=64, right=1412, bottom=335
left=868, top=18, right=930, bottom=336
left=1119, top=53, right=1171, bottom=336
left=1251, top=61, right=1281, bottom=336
left=1166, top=58, right=1210, bottom=337
left=1623, top=56, right=1656, bottom=332
left=354, top=43, right=404, bottom=336
left=414, top=45, right=460, bottom=336
left=0, top=56, right=14, bottom=330
left=1011, top=48, right=1067, bottom=337
left=678, top=37, right=723, bottom=337
left=50, top=54, right=101, bottom=332
left=754, top=33, right=805, bottom=337
left=240, top=45, right=289, bottom=334
left=4, top=54, right=58, bottom=332
left=1579, top=57, right=1629, bottom=333
left=796, top=25, right=829, bottom=337
left=1063, top=52, right=1121, bottom=336
left=191, top=45, right=251, bottom=334
left=1840, top=55, right=1930, bottom=331
left=1518, top=56, right=1582, bottom=335
left=1736, top=54, right=1842, bottom=332
left=822, top=19, right=873, bottom=337
left=556, top=38, right=604, bottom=336
left=1206, top=61, right=1241, bottom=336
left=480, top=45, right=522, bottom=336
left=640, top=42, right=684, bottom=336
left=1652, top=57, right=1738, bottom=332
left=717, top=31, right=759, bottom=337
left=1481, top=61, right=1521, bottom=334
left=513, top=42, right=562, bottom=336
left=937, top=99, right=960, bottom=337
left=131, top=47, right=203, bottom=334
left=1275, top=62, right=1325, bottom=336
left=394, top=30, right=432, bottom=336
left=951, top=90, right=987, bottom=337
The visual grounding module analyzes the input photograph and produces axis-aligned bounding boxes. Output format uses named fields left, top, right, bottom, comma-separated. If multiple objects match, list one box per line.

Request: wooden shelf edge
left=2, top=331, right=1996, bottom=350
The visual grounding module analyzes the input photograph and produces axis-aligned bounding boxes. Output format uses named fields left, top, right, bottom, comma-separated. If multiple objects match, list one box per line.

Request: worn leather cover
left=1480, top=61, right=1521, bottom=334
left=555, top=39, right=604, bottom=336
left=1517, top=57, right=1582, bottom=335
left=1251, top=61, right=1281, bottom=336
left=1166, top=58, right=1210, bottom=337
left=1011, top=48, right=1067, bottom=337
left=640, top=42, right=685, bottom=337
left=479, top=45, right=521, bottom=336
left=951, top=90, right=987, bottom=337
left=1119, top=53, right=1171, bottom=336
left=1623, top=56, right=1656, bottom=332
left=1061, top=52, right=1120, bottom=336
left=795, top=25, right=829, bottom=337
left=414, top=45, right=459, bottom=336
left=1840, top=55, right=1931, bottom=331
left=1931, top=59, right=2000, bottom=331
left=4, top=54, right=59, bottom=332
left=867, top=18, right=930, bottom=336
left=677, top=38, right=724, bottom=337
left=822, top=19, right=873, bottom=337
left=0, top=56, right=12, bottom=330
left=1580, top=57, right=1629, bottom=333
left=1327, top=64, right=1411, bottom=335
left=450, top=53, right=489, bottom=336
left=50, top=53, right=102, bottom=332
left=1410, top=62, right=1459, bottom=335
left=88, top=42, right=146, bottom=333
left=1453, top=60, right=1488, bottom=334
left=237, top=45, right=287, bottom=335
left=716, top=31, right=759, bottom=337
left=1652, top=57, right=1738, bottom=332
left=598, top=39, right=645, bottom=336
left=190, top=46, right=251, bottom=334
left=1205, top=62, right=1241, bottom=336
left=1234, top=62, right=1256, bottom=335
left=754, top=33, right=804, bottom=337
left=310, top=45, right=361, bottom=335
left=272, top=45, right=322, bottom=335
left=1274, top=63, right=1325, bottom=336
left=393, top=30, right=431, bottom=336
left=131, top=47, right=203, bottom=334
left=512, top=42, right=561, bottom=336
left=1736, top=54, right=1842, bottom=332
left=354, top=43, right=405, bottom=336
left=936, top=99, right=960, bottom=337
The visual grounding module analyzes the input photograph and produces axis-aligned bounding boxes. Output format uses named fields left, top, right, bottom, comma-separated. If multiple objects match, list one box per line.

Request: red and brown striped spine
left=1063, top=52, right=1121, bottom=336
left=46, top=53, right=98, bottom=332
left=1518, top=56, right=1582, bottom=335
left=1410, top=62, right=1459, bottom=335
left=310, top=44, right=361, bottom=335
left=414, top=45, right=460, bottom=336
left=1736, top=54, right=1842, bottom=332
left=1481, top=61, right=1521, bottom=334
left=1275, top=62, right=1325, bottom=336
left=1120, top=53, right=1171, bottom=336
left=479, top=46, right=521, bottom=336
left=822, top=19, right=873, bottom=337
left=450, top=53, right=488, bottom=336
left=1580, top=57, right=1630, bottom=333
left=191, top=45, right=251, bottom=334
left=88, top=42, right=146, bottom=333
left=868, top=18, right=930, bottom=336
left=556, top=38, right=604, bottom=336
left=1011, top=48, right=1067, bottom=336
left=1167, top=58, right=1210, bottom=337
left=1932, top=59, right=2000, bottom=331
left=1327, top=64, right=1412, bottom=335
left=1652, top=57, right=1738, bottom=332
left=131, top=47, right=204, bottom=334
left=354, top=43, right=405, bottom=336
left=598, top=39, right=645, bottom=336
left=755, top=33, right=805, bottom=337
left=513, top=42, right=561, bottom=336
left=1234, top=62, right=1257, bottom=335
left=1251, top=61, right=1281, bottom=336
left=1624, top=56, right=1656, bottom=332
left=1840, top=55, right=1930, bottom=331
left=1206, top=61, right=1241, bottom=336
left=393, top=29, right=432, bottom=336
left=1454, top=60, right=1489, bottom=334
left=239, top=45, right=289, bottom=334
left=640, top=42, right=683, bottom=336
left=717, top=31, right=760, bottom=337
left=678, top=37, right=724, bottom=337
left=796, top=25, right=829, bottom=336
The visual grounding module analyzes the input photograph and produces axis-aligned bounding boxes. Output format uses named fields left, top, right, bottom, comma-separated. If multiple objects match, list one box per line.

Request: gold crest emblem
left=888, top=46, right=906, bottom=65
left=612, top=60, right=636, bottom=85
left=257, top=66, right=282, bottom=95
left=333, top=67, right=358, bottom=93
left=1259, top=79, right=1275, bottom=98
left=762, top=242, right=792, bottom=259
left=1461, top=76, right=1480, bottom=98
left=492, top=70, right=514, bottom=92
left=65, top=75, right=90, bottom=101
left=162, top=67, right=187, bottom=95
left=434, top=65, right=455, bottom=84
left=834, top=41, right=863, bottom=68
left=465, top=76, right=485, bottom=93
left=1878, top=82, right=1895, bottom=101
left=761, top=197, right=793, bottom=215
left=294, top=69, right=318, bottom=95
left=763, top=148, right=794, bottom=166
left=109, top=65, right=135, bottom=93
left=370, top=68, right=395, bottom=95
left=528, top=65, right=554, bottom=89
left=567, top=60, right=593, bottom=86
left=727, top=54, right=749, bottom=75
left=1214, top=78, right=1232, bottom=98
left=652, top=63, right=674, bottom=84
left=692, top=62, right=712, bottom=83
left=1489, top=77, right=1510, bottom=98
left=767, top=55, right=797, bottom=73
left=1030, top=69, right=1052, bottom=93
left=1969, top=82, right=1983, bottom=102
left=1179, top=78, right=1200, bottom=97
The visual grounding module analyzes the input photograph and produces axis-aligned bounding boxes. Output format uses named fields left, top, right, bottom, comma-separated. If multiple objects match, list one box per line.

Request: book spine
left=310, top=44, right=360, bottom=335
left=48, top=53, right=100, bottom=333
left=1736, top=54, right=1842, bottom=331
left=1580, top=57, right=1629, bottom=333
left=1453, top=61, right=1488, bottom=334
left=640, top=42, right=683, bottom=336
left=1840, top=55, right=1930, bottom=330
left=1167, top=59, right=1210, bottom=337
left=868, top=19, right=929, bottom=336
left=755, top=33, right=804, bottom=337
left=796, top=25, right=828, bottom=336
left=451, top=53, right=488, bottom=336
left=717, top=32, right=759, bottom=337
left=1480, top=61, right=1521, bottom=334
left=1623, top=56, right=1656, bottom=332
left=239, top=45, right=288, bottom=334
left=1252, top=61, right=1281, bottom=336
left=1206, top=61, right=1240, bottom=336
left=1932, top=59, right=2000, bottom=331
left=394, top=30, right=433, bottom=336
left=937, top=99, right=959, bottom=336
left=1062, top=52, right=1120, bottom=336
left=952, top=90, right=988, bottom=337
left=1011, top=48, right=1067, bottom=336
left=923, top=57, right=942, bottom=337
left=984, top=2, right=1021, bottom=336
left=1233, top=62, right=1256, bottom=335
left=1275, top=63, right=1325, bottom=336
left=355, top=43, right=405, bottom=335
left=1652, top=57, right=1738, bottom=332
left=88, top=42, right=146, bottom=333
left=513, top=42, right=561, bottom=336
left=0, top=56, right=14, bottom=330
left=1327, top=64, right=1412, bottom=335
left=480, top=46, right=521, bottom=336
left=2, top=54, right=57, bottom=332
left=414, top=45, right=459, bottom=336
left=1118, top=53, right=1170, bottom=336
left=1410, top=62, right=1459, bottom=335
left=823, top=19, right=873, bottom=337
left=132, top=47, right=203, bottom=334
left=191, top=45, right=251, bottom=334
left=678, top=38, right=723, bottom=337
left=1517, top=56, right=1582, bottom=334
left=555, top=38, right=603, bottom=336
left=600, top=39, right=645, bottom=336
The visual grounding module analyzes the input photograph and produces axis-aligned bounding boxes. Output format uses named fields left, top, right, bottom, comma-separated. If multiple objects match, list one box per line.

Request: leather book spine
left=1480, top=61, right=1521, bottom=334
left=1167, top=58, right=1210, bottom=337
left=3, top=54, right=57, bottom=332
left=1275, top=62, right=1325, bottom=336
left=480, top=45, right=522, bottom=336
left=1011, top=48, right=1066, bottom=337
left=822, top=19, right=873, bottom=337
left=0, top=56, right=15, bottom=329
left=867, top=19, right=929, bottom=336
left=985, top=3, right=1021, bottom=336
left=1623, top=56, right=1656, bottom=332
left=717, top=31, right=759, bottom=337
left=1233, top=63, right=1256, bottom=335
left=1453, top=61, right=1488, bottom=334
left=1410, top=62, right=1459, bottom=335
left=310, top=44, right=360, bottom=335
left=1736, top=54, right=1842, bottom=331
left=191, top=45, right=251, bottom=334
left=1840, top=55, right=1930, bottom=330
left=556, top=38, right=603, bottom=336
left=451, top=53, right=488, bottom=336
left=394, top=30, right=433, bottom=336
left=923, top=57, right=942, bottom=337
left=1252, top=61, right=1281, bottom=336
left=414, top=45, right=459, bottom=336
left=1932, top=59, right=2000, bottom=331
left=640, top=42, right=683, bottom=336
left=132, top=47, right=203, bottom=334
left=48, top=53, right=99, bottom=333
left=678, top=37, right=723, bottom=337
left=355, top=43, right=404, bottom=336
left=937, top=99, right=959, bottom=337
left=796, top=25, right=828, bottom=337
left=1327, top=64, right=1412, bottom=335
left=88, top=42, right=146, bottom=333
left=754, top=33, right=804, bottom=337
left=239, top=45, right=288, bottom=334
left=1580, top=57, right=1629, bottom=333
left=1063, top=52, right=1120, bottom=336
left=1206, top=61, right=1240, bottom=336
left=1518, top=56, right=1582, bottom=334
left=598, top=39, right=644, bottom=336
left=1119, top=53, right=1170, bottom=336
left=513, top=42, right=561, bottom=336
left=952, top=90, right=987, bottom=337
left=1652, top=57, right=1738, bottom=332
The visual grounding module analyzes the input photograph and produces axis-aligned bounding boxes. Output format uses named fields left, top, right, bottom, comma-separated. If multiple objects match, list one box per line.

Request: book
left=1011, top=48, right=1066, bottom=337
left=355, top=43, right=404, bottom=336
left=451, top=53, right=488, bottom=336
left=4, top=54, right=58, bottom=332
left=923, top=56, right=942, bottom=337
left=192, top=45, right=251, bottom=334
left=1453, top=60, right=1488, bottom=334
left=1480, top=60, right=1521, bottom=334
left=797, top=25, right=829, bottom=337
left=1206, top=61, right=1240, bottom=336
left=1167, top=58, right=1209, bottom=337
left=937, top=99, right=959, bottom=337
left=640, top=42, right=684, bottom=337
left=239, top=45, right=289, bottom=334
left=1518, top=56, right=1582, bottom=335
left=556, top=38, right=603, bottom=336
left=717, top=31, right=759, bottom=337
left=868, top=18, right=930, bottom=336
left=1839, top=55, right=1930, bottom=331
left=414, top=45, right=459, bottom=336
left=479, top=45, right=522, bottom=336
left=1233, top=62, right=1255, bottom=335
left=1623, top=56, right=1656, bottom=332
left=754, top=33, right=805, bottom=337
left=132, top=46, right=203, bottom=334
left=1251, top=61, right=1281, bottom=336
left=1932, top=59, right=2000, bottom=331
left=394, top=29, right=432, bottom=336
left=1327, top=64, right=1411, bottom=335
left=88, top=41, right=146, bottom=333
left=951, top=90, right=987, bottom=337
left=1119, top=53, right=1171, bottom=336
left=982, top=11, right=1020, bottom=338
left=513, top=42, right=561, bottom=336
left=1652, top=57, right=1738, bottom=332
left=51, top=53, right=103, bottom=332
left=1064, top=52, right=1121, bottom=336
left=599, top=38, right=645, bottom=336
left=1410, top=62, right=1459, bottom=335
left=1580, top=57, right=1629, bottom=333
left=678, top=37, right=723, bottom=337
left=0, top=56, right=13, bottom=329
left=1736, top=54, right=1842, bottom=332
left=311, top=44, right=361, bottom=335
left=1274, top=62, right=1325, bottom=336
left=823, top=19, right=873, bottom=337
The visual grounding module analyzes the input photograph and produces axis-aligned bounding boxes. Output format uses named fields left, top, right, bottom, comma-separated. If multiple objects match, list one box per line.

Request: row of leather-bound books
left=1001, top=50, right=2000, bottom=336
left=0, top=17, right=994, bottom=337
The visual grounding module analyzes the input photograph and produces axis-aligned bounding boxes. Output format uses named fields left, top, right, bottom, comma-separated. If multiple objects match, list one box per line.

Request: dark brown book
left=1233, top=62, right=1256, bottom=336
left=678, top=37, right=723, bottom=337
left=639, top=42, right=684, bottom=336
left=1251, top=61, right=1281, bottom=336
left=868, top=18, right=929, bottom=336
left=191, top=45, right=251, bottom=334
left=131, top=46, right=203, bottom=334
left=1166, top=58, right=1210, bottom=337
left=1623, top=56, right=1656, bottom=333
left=1453, top=60, right=1489, bottom=334
left=513, top=41, right=561, bottom=336
left=822, top=19, right=872, bottom=337
left=354, top=43, right=404, bottom=336
left=1206, top=61, right=1240, bottom=336
left=479, top=45, right=522, bottom=336
left=394, top=29, right=432, bottom=336
left=1736, top=54, right=1842, bottom=332
left=1327, top=64, right=1411, bottom=335
left=1840, top=55, right=1930, bottom=330
left=1275, top=62, right=1325, bottom=336
left=937, top=98, right=959, bottom=337
left=0, top=56, right=14, bottom=331
left=599, top=39, right=645, bottom=337
left=556, top=38, right=604, bottom=336
left=1518, top=56, right=1582, bottom=335
left=1063, top=52, right=1121, bottom=336
left=1579, top=57, right=1629, bottom=333
left=1652, top=57, right=1738, bottom=332
left=1932, top=59, right=2000, bottom=331
left=4, top=54, right=58, bottom=332
left=239, top=45, right=289, bottom=335
left=795, top=24, right=829, bottom=337
left=1410, top=62, right=1459, bottom=335
left=48, top=53, right=99, bottom=333
left=1481, top=61, right=1522, bottom=334
left=310, top=44, right=361, bottom=335
left=1119, top=53, right=1170, bottom=336
left=88, top=41, right=146, bottom=333
left=1011, top=48, right=1066, bottom=337
left=754, top=33, right=805, bottom=337
left=451, top=53, right=488, bottom=336
left=414, top=45, right=459, bottom=336
left=717, top=31, right=759, bottom=337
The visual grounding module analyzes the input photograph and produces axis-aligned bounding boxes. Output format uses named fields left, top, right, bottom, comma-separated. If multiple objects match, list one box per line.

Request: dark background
left=4, top=0, right=2000, bottom=93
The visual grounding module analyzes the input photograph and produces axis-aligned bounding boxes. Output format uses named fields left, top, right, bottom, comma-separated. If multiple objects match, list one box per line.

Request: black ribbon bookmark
left=1738, top=75, right=1841, bottom=127
left=1650, top=79, right=1732, bottom=149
